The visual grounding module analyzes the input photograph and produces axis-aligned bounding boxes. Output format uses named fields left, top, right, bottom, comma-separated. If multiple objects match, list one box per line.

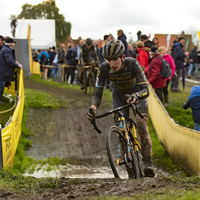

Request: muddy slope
left=24, top=78, right=113, bottom=166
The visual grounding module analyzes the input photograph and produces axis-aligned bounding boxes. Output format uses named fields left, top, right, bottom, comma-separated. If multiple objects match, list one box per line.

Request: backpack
left=158, top=57, right=172, bottom=78
left=70, top=49, right=75, bottom=62
left=40, top=53, right=47, bottom=65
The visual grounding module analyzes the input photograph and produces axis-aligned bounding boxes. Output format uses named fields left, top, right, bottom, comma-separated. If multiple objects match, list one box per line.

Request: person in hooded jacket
left=183, top=85, right=200, bottom=131
left=188, top=46, right=199, bottom=79
left=117, top=29, right=129, bottom=57
left=136, top=41, right=150, bottom=71
left=146, top=46, right=166, bottom=103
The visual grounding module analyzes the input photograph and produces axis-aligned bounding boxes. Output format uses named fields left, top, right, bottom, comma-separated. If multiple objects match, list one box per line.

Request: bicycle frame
left=116, top=112, right=133, bottom=167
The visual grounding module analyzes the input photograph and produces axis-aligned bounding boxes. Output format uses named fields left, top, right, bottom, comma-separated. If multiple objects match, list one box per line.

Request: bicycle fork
left=117, top=116, right=132, bottom=168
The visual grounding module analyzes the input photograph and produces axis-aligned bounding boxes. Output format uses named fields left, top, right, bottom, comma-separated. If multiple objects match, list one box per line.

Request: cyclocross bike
left=81, top=64, right=96, bottom=95
left=90, top=94, right=144, bottom=179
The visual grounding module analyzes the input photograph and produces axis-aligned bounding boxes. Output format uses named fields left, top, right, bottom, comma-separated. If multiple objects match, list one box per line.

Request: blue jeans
left=188, top=63, right=199, bottom=77
left=51, top=66, right=58, bottom=80
left=0, top=81, right=6, bottom=101
left=194, top=123, right=200, bottom=132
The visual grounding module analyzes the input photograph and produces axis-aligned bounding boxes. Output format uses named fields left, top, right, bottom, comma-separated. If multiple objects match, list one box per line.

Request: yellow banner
left=1, top=69, right=24, bottom=167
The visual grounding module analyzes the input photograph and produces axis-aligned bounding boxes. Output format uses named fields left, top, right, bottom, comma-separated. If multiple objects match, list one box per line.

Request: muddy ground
left=2, top=78, right=199, bottom=200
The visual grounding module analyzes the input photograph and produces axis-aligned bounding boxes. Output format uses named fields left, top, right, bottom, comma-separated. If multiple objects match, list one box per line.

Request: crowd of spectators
left=0, top=30, right=199, bottom=131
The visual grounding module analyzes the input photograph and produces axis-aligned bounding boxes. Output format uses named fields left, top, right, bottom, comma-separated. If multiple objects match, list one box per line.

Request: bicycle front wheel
left=106, top=125, right=141, bottom=179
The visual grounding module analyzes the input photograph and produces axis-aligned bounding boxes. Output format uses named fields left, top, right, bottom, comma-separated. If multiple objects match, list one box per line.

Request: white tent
left=0, top=19, right=56, bottom=49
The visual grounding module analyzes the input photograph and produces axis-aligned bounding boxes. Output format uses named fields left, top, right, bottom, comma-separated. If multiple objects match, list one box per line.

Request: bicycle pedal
left=118, top=160, right=125, bottom=165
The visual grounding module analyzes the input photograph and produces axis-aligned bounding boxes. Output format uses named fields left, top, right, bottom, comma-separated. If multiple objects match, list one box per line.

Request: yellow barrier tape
left=1, top=69, right=24, bottom=167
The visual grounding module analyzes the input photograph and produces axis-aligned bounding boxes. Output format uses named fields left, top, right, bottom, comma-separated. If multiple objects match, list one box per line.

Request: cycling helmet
left=85, top=38, right=93, bottom=46
left=102, top=40, right=125, bottom=60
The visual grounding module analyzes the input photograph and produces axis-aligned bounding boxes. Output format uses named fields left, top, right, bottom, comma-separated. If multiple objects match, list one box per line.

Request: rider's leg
left=136, top=116, right=155, bottom=177
left=135, top=99, right=155, bottom=177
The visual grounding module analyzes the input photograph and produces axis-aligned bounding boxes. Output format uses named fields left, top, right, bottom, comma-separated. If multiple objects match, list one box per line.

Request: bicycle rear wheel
left=106, top=125, right=141, bottom=179
left=88, top=71, right=95, bottom=95
left=81, top=70, right=87, bottom=94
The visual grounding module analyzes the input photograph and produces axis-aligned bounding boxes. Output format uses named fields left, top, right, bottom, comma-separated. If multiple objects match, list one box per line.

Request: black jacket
left=118, top=34, right=129, bottom=57
left=189, top=48, right=198, bottom=63
left=173, top=43, right=186, bottom=69
left=0, top=45, right=19, bottom=81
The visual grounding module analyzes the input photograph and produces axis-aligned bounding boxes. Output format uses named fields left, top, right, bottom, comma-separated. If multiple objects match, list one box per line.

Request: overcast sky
left=1, top=0, right=200, bottom=42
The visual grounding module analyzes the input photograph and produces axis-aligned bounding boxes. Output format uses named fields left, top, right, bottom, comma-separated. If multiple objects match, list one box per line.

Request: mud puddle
left=24, top=164, right=114, bottom=179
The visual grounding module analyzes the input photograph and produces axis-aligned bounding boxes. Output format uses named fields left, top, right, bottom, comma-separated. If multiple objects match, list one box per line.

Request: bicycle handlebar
left=90, top=95, right=144, bottom=134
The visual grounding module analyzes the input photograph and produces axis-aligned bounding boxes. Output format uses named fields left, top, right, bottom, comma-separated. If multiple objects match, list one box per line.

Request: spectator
left=171, top=36, right=178, bottom=58
left=37, top=49, right=49, bottom=79
left=140, top=34, right=153, bottom=48
left=137, top=30, right=141, bottom=41
left=158, top=46, right=176, bottom=106
left=57, top=43, right=66, bottom=83
left=98, top=35, right=112, bottom=89
left=146, top=46, right=166, bottom=103
left=32, top=50, right=39, bottom=62
left=136, top=41, right=150, bottom=71
left=127, top=43, right=136, bottom=58
left=52, top=50, right=58, bottom=81
left=183, top=85, right=200, bottom=131
left=172, top=36, right=187, bottom=93
left=98, top=38, right=103, bottom=48
left=66, top=43, right=77, bottom=85
left=152, top=37, right=159, bottom=48
left=75, top=39, right=85, bottom=84
left=188, top=46, right=199, bottom=79
left=0, top=35, right=4, bottom=50
left=98, top=35, right=111, bottom=64
left=117, top=29, right=129, bottom=57
left=0, top=37, right=23, bottom=105
left=49, top=46, right=57, bottom=80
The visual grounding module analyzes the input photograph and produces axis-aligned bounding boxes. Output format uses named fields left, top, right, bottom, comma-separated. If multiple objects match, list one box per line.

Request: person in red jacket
left=136, top=41, right=150, bottom=71
left=146, top=46, right=166, bottom=103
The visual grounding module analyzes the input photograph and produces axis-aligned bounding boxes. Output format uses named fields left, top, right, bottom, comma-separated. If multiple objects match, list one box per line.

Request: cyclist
left=87, top=39, right=155, bottom=177
left=10, top=17, right=18, bottom=38
left=79, top=38, right=98, bottom=89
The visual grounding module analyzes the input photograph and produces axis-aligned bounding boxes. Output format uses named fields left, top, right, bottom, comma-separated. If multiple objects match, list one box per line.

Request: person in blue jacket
left=183, top=85, right=200, bottom=131
left=37, top=49, right=49, bottom=79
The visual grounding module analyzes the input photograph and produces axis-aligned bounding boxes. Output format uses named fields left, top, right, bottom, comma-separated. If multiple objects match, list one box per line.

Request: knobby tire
left=88, top=71, right=95, bottom=96
left=106, top=125, right=141, bottom=179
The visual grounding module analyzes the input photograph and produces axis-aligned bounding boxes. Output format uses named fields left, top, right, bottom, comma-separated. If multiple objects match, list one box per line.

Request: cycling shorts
left=112, top=88, right=148, bottom=123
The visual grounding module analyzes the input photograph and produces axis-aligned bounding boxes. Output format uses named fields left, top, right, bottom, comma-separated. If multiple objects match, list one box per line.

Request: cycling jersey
left=80, top=44, right=96, bottom=64
left=92, top=57, right=149, bottom=107
left=92, top=57, right=149, bottom=121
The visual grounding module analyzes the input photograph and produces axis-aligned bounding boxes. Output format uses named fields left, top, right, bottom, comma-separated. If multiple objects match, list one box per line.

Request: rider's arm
left=91, top=63, right=107, bottom=109
left=133, top=60, right=149, bottom=99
